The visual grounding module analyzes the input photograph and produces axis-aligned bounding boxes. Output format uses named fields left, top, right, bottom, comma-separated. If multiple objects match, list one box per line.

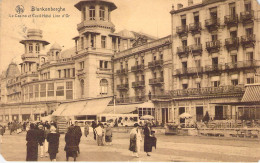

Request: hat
left=50, top=126, right=56, bottom=132
left=38, top=125, right=43, bottom=129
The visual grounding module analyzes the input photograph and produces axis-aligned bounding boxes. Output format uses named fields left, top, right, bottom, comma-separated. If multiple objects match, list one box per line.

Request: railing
left=113, top=94, right=171, bottom=104
left=116, top=68, right=128, bottom=75
left=225, top=37, right=239, bottom=50
left=170, top=85, right=245, bottom=97
left=57, top=58, right=74, bottom=63
left=189, top=22, right=202, bottom=32
left=149, top=77, right=164, bottom=85
left=205, top=64, right=223, bottom=72
left=148, top=60, right=163, bottom=68
left=189, top=44, right=202, bottom=53
left=206, top=40, right=221, bottom=52
left=241, top=34, right=256, bottom=45
left=132, top=81, right=145, bottom=88
left=240, top=10, right=254, bottom=23
left=225, top=60, right=260, bottom=70
left=205, top=18, right=220, bottom=27
left=176, top=25, right=188, bottom=35
left=224, top=14, right=238, bottom=25
left=117, top=84, right=129, bottom=90
left=131, top=64, right=144, bottom=72
left=177, top=46, right=189, bottom=54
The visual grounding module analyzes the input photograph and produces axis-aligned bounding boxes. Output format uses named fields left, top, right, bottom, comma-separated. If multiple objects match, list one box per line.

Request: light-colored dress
left=129, top=128, right=142, bottom=153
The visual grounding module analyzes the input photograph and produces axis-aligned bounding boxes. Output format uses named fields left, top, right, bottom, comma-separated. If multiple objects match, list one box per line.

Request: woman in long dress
left=47, top=126, right=60, bottom=161
left=144, top=122, right=153, bottom=156
left=64, top=126, right=78, bottom=161
left=129, top=125, right=142, bottom=157
left=26, top=123, right=39, bottom=161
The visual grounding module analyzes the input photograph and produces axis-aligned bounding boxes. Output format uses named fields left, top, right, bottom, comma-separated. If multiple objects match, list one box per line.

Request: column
left=115, top=37, right=118, bottom=52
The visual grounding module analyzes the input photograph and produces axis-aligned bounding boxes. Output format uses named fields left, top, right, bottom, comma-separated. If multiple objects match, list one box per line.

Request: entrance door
left=179, top=107, right=185, bottom=123
left=215, top=106, right=224, bottom=120
left=161, top=108, right=169, bottom=125
left=196, top=107, right=203, bottom=122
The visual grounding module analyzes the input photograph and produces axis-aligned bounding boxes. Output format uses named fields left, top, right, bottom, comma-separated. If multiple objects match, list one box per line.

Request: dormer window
left=29, top=44, right=33, bottom=53
left=89, top=6, right=95, bottom=20
left=99, top=6, right=105, bottom=21
left=36, top=43, right=40, bottom=53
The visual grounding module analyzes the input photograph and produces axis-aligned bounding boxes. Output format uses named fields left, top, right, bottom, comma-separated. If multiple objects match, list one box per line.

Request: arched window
left=89, top=6, right=95, bottom=20
left=41, top=57, right=45, bottom=64
left=36, top=43, right=40, bottom=53
left=100, top=79, right=108, bottom=95
left=99, top=6, right=105, bottom=20
left=56, top=52, right=59, bottom=60
left=80, top=79, right=84, bottom=97
left=29, top=43, right=33, bottom=53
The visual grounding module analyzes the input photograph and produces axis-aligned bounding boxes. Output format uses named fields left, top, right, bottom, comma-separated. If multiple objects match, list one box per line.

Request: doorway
left=179, top=107, right=185, bottom=123
left=215, top=106, right=224, bottom=120
left=196, top=107, right=203, bottom=122
left=161, top=108, right=169, bottom=125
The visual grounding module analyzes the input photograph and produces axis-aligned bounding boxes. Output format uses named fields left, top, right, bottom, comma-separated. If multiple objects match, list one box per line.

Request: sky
left=0, top=0, right=202, bottom=72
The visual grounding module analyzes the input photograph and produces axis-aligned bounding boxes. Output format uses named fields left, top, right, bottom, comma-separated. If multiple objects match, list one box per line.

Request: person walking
left=38, top=124, right=45, bottom=158
left=91, top=121, right=97, bottom=140
left=26, top=123, right=39, bottom=161
left=0, top=125, right=4, bottom=144
left=64, top=126, right=78, bottom=161
left=44, top=124, right=51, bottom=157
left=74, top=121, right=82, bottom=154
left=105, top=124, right=112, bottom=145
left=47, top=126, right=60, bottom=161
left=144, top=122, right=153, bottom=156
left=129, top=125, right=142, bottom=158
left=95, top=124, right=104, bottom=146
left=84, top=121, right=89, bottom=138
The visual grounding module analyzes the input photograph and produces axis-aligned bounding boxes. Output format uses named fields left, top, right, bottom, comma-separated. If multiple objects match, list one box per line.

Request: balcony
left=189, top=44, right=202, bottom=55
left=224, top=14, right=238, bottom=28
left=189, top=22, right=202, bottom=35
left=117, top=84, right=129, bottom=91
left=176, top=25, right=188, bottom=37
left=225, top=60, right=260, bottom=71
left=149, top=77, right=164, bottom=85
left=241, top=35, right=256, bottom=49
left=225, top=37, right=239, bottom=51
left=205, top=64, right=222, bottom=72
left=205, top=18, right=220, bottom=31
left=206, top=40, right=221, bottom=53
left=116, top=68, right=128, bottom=76
left=177, top=46, right=189, bottom=58
left=131, top=64, right=144, bottom=73
left=132, top=81, right=145, bottom=88
left=240, top=10, right=254, bottom=25
left=175, top=67, right=203, bottom=76
left=148, top=60, right=163, bottom=69
left=170, top=85, right=245, bottom=98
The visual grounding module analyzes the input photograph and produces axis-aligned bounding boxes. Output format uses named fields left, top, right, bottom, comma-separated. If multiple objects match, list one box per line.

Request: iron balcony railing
left=205, top=64, right=223, bottom=72
left=175, top=67, right=203, bottom=75
left=189, top=44, right=202, bottom=53
left=170, top=85, right=245, bottom=97
left=176, top=25, right=188, bottom=35
left=189, top=22, right=202, bottom=33
left=148, top=60, right=163, bottom=69
left=241, top=34, right=256, bottom=46
left=225, top=37, right=239, bottom=50
left=240, top=10, right=254, bottom=23
left=116, top=84, right=129, bottom=90
left=132, top=81, right=145, bottom=88
left=205, top=18, right=220, bottom=28
left=224, top=14, right=239, bottom=26
left=131, top=64, right=144, bottom=72
left=206, top=40, right=221, bottom=52
left=177, top=46, right=189, bottom=55
left=149, top=77, right=164, bottom=85
left=116, top=68, right=128, bottom=75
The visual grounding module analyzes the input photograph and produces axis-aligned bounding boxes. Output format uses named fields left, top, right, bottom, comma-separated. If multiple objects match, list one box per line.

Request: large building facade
left=170, top=0, right=260, bottom=123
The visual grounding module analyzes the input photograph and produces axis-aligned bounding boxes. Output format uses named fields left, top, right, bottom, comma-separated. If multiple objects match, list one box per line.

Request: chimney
left=188, top=0, right=193, bottom=6
left=177, top=3, right=183, bottom=10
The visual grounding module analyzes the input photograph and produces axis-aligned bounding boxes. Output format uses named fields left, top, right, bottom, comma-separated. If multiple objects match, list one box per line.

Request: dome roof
left=6, top=62, right=20, bottom=78
left=50, top=42, right=62, bottom=50
left=117, top=29, right=135, bottom=39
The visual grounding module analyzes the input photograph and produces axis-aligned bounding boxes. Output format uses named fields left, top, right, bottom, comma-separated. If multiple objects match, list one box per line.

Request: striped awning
left=241, top=85, right=260, bottom=103
left=103, top=104, right=139, bottom=114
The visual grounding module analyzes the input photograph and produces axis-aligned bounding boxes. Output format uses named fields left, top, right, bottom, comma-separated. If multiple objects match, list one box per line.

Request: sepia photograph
left=0, top=0, right=260, bottom=162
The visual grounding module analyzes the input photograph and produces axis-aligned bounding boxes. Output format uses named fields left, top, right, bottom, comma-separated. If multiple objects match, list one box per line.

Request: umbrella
left=140, top=115, right=154, bottom=120
left=179, top=113, right=192, bottom=119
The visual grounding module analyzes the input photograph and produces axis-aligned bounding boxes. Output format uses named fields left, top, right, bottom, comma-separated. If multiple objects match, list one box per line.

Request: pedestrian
left=95, top=124, right=104, bottom=146
left=144, top=122, right=153, bottom=156
left=38, top=124, right=45, bottom=158
left=9, top=122, right=14, bottom=135
left=91, top=121, right=97, bottom=140
left=44, top=124, right=51, bottom=157
left=105, top=124, right=112, bottom=145
left=129, top=125, right=142, bottom=158
left=47, top=125, right=60, bottom=161
left=84, top=121, right=89, bottom=137
left=73, top=121, right=82, bottom=154
left=64, top=126, right=78, bottom=161
left=26, top=123, right=39, bottom=161
left=0, top=125, right=4, bottom=144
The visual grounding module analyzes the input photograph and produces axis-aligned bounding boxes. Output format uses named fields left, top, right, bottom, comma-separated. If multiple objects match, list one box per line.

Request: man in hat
left=38, top=124, right=45, bottom=158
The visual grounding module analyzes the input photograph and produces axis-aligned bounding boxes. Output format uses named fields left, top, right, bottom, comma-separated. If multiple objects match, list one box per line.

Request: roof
left=50, top=42, right=62, bottom=50
left=103, top=104, right=140, bottom=114
left=241, top=84, right=260, bottom=103
left=60, top=47, right=76, bottom=58
left=117, top=29, right=135, bottom=39
left=74, top=0, right=117, bottom=11
left=5, top=62, right=20, bottom=78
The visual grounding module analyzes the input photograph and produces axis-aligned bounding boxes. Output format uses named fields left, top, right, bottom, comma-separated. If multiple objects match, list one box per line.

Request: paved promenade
left=0, top=131, right=260, bottom=162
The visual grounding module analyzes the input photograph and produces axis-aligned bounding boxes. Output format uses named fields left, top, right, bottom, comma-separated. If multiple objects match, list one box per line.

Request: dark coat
left=64, top=132, right=78, bottom=152
left=47, top=133, right=60, bottom=154
left=37, top=129, right=45, bottom=145
left=26, top=129, right=39, bottom=161
left=144, top=126, right=153, bottom=152
left=73, top=126, right=82, bottom=145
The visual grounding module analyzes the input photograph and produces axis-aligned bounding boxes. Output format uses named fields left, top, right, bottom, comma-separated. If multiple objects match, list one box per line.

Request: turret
left=47, top=43, right=62, bottom=63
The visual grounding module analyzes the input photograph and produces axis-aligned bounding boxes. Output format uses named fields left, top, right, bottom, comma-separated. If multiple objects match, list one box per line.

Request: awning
left=138, top=101, right=155, bottom=108
left=103, top=104, right=140, bottom=114
left=52, top=97, right=112, bottom=116
left=241, top=85, right=260, bottom=103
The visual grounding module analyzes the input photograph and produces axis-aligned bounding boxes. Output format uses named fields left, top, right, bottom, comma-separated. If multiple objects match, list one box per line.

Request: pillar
left=115, top=37, right=118, bottom=52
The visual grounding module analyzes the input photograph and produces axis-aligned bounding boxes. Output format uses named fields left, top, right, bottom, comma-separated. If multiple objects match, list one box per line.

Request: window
left=64, top=69, right=67, bottom=78
left=80, top=61, right=85, bottom=69
left=89, top=6, right=95, bottom=20
left=81, top=37, right=84, bottom=50
left=194, top=12, right=199, bottom=23
left=29, top=44, right=33, bottom=53
left=100, top=61, right=103, bottom=68
left=212, top=34, right=218, bottom=41
left=181, top=15, right=186, bottom=26
left=195, top=60, right=201, bottom=68
left=141, top=57, right=144, bottom=64
left=58, top=70, right=61, bottom=78
left=66, top=81, right=73, bottom=100
left=72, top=68, right=75, bottom=77
left=232, top=79, right=238, bottom=86
left=230, top=31, right=237, bottom=38
left=99, top=6, right=105, bottom=20
left=40, top=83, right=46, bottom=97
left=101, top=36, right=106, bottom=48
left=197, top=83, right=201, bottom=88
left=100, top=79, right=108, bottom=95
left=56, top=83, right=64, bottom=96
left=47, top=83, right=54, bottom=97
left=231, top=55, right=237, bottom=63
left=246, top=28, right=253, bottom=37
left=247, top=52, right=253, bottom=61
left=229, top=3, right=236, bottom=17
left=247, top=77, right=254, bottom=84
left=35, top=84, right=39, bottom=98
left=182, top=84, right=188, bottom=89
left=91, top=35, right=95, bottom=47
left=104, top=61, right=108, bottom=69
left=195, top=37, right=201, bottom=45
left=160, top=54, right=163, bottom=60
left=36, top=43, right=40, bottom=53
left=67, top=69, right=70, bottom=78
left=244, top=1, right=252, bottom=12
left=182, top=62, right=187, bottom=70
left=29, top=85, right=33, bottom=99
left=153, top=55, right=156, bottom=61
left=210, top=7, right=218, bottom=20
left=212, top=81, right=220, bottom=87
left=80, top=80, right=84, bottom=97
